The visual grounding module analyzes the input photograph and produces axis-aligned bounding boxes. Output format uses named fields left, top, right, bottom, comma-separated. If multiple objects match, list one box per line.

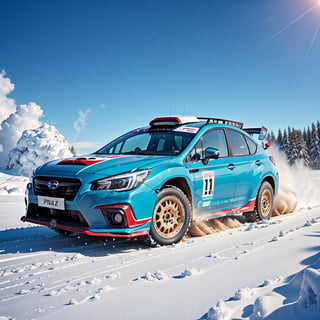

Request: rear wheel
left=150, top=187, right=191, bottom=245
left=256, top=181, right=274, bottom=220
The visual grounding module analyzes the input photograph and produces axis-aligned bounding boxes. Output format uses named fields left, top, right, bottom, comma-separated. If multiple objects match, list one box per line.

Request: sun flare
left=265, top=1, right=320, bottom=58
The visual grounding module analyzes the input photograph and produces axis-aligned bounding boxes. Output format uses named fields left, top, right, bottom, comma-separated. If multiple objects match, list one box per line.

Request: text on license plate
left=38, top=196, right=65, bottom=210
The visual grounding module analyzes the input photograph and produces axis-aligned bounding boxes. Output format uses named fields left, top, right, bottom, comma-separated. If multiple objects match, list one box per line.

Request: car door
left=185, top=128, right=237, bottom=215
left=226, top=129, right=261, bottom=207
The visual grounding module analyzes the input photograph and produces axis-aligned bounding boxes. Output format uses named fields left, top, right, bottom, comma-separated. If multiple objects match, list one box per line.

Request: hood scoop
left=58, top=157, right=105, bottom=166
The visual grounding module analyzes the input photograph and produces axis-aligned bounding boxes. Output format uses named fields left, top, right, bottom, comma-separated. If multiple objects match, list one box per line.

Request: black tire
left=256, top=181, right=274, bottom=221
left=150, top=187, right=192, bottom=245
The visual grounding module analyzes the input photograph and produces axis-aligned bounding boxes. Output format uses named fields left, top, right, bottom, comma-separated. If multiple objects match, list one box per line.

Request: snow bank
left=204, top=300, right=232, bottom=320
left=0, top=72, right=74, bottom=176
left=300, top=268, right=320, bottom=310
left=6, top=123, right=73, bottom=176
left=0, top=102, right=43, bottom=167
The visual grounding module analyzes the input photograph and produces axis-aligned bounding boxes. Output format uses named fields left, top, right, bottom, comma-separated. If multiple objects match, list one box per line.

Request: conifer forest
left=267, top=120, right=320, bottom=169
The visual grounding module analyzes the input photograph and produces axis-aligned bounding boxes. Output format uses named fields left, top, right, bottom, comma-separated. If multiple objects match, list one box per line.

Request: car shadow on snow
left=0, top=226, right=151, bottom=256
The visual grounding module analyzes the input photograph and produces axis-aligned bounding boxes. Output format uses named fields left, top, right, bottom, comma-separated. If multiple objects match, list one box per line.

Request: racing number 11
left=202, top=171, right=214, bottom=198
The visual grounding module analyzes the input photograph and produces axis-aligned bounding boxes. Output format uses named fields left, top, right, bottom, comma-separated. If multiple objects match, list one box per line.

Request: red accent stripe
left=58, top=159, right=104, bottom=166
left=23, top=218, right=150, bottom=238
left=194, top=200, right=256, bottom=221
left=95, top=204, right=152, bottom=228
left=58, top=156, right=122, bottom=166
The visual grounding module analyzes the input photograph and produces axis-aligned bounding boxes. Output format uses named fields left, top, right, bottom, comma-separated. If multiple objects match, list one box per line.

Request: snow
left=6, top=123, right=73, bottom=176
left=0, top=170, right=320, bottom=320
left=0, top=72, right=73, bottom=174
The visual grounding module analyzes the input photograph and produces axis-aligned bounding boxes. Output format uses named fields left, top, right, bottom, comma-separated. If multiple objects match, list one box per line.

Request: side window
left=228, top=129, right=250, bottom=156
left=202, top=129, right=228, bottom=157
left=186, top=129, right=228, bottom=162
left=245, top=135, right=257, bottom=154
left=186, top=139, right=203, bottom=162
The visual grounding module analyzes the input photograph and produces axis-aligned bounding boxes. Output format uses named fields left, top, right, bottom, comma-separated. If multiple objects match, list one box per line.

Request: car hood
left=35, top=154, right=172, bottom=177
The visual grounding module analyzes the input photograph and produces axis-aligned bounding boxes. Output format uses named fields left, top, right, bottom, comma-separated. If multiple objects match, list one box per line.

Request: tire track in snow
left=1, top=208, right=320, bottom=319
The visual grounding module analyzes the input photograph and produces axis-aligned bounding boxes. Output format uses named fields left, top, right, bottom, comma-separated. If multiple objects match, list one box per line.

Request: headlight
left=91, top=169, right=150, bottom=191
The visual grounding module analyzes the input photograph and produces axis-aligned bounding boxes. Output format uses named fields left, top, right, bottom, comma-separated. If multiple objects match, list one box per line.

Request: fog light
left=113, top=213, right=124, bottom=225
left=101, top=208, right=128, bottom=227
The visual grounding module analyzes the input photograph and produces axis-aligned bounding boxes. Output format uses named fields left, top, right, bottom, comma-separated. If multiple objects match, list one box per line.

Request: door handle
left=255, top=160, right=262, bottom=166
left=228, top=164, right=236, bottom=170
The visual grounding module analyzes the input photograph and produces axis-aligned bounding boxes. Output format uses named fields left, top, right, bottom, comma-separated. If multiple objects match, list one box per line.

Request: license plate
left=38, top=196, right=65, bottom=210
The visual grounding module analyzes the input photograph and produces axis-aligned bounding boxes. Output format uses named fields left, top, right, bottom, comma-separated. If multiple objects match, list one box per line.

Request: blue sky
left=1, top=0, right=320, bottom=153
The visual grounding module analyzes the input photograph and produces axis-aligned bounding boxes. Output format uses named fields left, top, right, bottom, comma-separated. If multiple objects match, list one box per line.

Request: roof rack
left=198, top=117, right=243, bottom=129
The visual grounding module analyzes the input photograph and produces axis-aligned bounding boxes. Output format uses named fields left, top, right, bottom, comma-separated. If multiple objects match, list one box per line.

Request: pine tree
left=286, top=130, right=299, bottom=165
left=286, top=130, right=309, bottom=166
left=276, top=129, right=283, bottom=147
left=280, top=129, right=288, bottom=154
left=310, top=123, right=320, bottom=169
left=272, top=121, right=320, bottom=168
left=297, top=132, right=310, bottom=167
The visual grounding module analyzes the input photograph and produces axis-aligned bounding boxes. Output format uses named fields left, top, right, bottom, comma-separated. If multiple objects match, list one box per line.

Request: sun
left=265, top=1, right=320, bottom=58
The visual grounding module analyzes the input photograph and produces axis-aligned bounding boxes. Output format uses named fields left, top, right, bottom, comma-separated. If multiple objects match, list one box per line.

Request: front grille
left=34, top=176, right=81, bottom=201
left=26, top=204, right=89, bottom=228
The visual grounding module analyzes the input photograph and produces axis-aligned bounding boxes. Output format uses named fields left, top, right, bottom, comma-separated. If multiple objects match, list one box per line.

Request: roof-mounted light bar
left=198, top=117, right=244, bottom=129
left=150, top=116, right=200, bottom=127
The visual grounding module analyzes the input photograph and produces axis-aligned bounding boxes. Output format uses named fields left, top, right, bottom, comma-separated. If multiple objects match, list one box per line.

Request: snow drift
left=0, top=72, right=74, bottom=175
left=6, top=124, right=74, bottom=176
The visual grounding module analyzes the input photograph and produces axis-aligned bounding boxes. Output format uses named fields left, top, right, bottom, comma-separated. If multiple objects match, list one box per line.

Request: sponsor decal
left=202, top=171, right=214, bottom=198
left=174, top=126, right=199, bottom=134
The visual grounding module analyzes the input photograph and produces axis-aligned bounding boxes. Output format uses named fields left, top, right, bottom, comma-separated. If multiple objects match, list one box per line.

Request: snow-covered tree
left=286, top=130, right=309, bottom=167
left=276, top=129, right=283, bottom=147
left=279, top=129, right=288, bottom=154
left=6, top=123, right=73, bottom=176
left=309, top=123, right=320, bottom=169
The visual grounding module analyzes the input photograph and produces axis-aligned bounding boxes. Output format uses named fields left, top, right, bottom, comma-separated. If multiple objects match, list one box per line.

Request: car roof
left=149, top=116, right=244, bottom=131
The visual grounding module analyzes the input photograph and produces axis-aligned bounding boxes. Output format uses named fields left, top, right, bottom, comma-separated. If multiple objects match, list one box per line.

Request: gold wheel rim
left=153, top=196, right=184, bottom=239
left=260, top=189, right=272, bottom=218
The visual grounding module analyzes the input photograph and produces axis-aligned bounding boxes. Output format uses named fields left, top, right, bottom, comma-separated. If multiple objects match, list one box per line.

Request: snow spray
left=272, top=149, right=320, bottom=213
left=188, top=149, right=320, bottom=238
left=272, top=150, right=298, bottom=216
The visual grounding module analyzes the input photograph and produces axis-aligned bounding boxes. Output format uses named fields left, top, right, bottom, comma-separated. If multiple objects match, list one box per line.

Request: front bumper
left=23, top=181, right=155, bottom=238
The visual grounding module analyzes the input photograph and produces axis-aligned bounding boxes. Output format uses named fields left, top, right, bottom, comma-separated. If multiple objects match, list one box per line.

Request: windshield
left=95, top=128, right=196, bottom=156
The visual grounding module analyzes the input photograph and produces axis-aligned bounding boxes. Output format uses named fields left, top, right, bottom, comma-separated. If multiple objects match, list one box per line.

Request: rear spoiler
left=243, top=126, right=268, bottom=141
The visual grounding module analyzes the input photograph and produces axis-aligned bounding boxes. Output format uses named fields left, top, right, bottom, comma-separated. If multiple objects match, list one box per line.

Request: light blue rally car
left=22, top=116, right=279, bottom=245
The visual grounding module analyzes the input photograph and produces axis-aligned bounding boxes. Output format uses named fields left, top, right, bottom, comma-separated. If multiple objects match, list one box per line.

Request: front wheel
left=256, top=181, right=274, bottom=220
left=150, top=187, right=192, bottom=246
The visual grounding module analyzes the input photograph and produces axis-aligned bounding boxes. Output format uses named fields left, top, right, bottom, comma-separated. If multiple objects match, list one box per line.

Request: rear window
left=245, top=135, right=258, bottom=154
left=228, top=129, right=250, bottom=156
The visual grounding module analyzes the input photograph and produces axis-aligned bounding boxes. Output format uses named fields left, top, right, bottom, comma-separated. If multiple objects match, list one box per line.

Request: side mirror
left=203, top=148, right=220, bottom=165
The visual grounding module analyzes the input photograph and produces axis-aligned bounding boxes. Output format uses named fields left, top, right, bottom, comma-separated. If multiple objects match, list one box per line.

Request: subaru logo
left=48, top=180, right=59, bottom=190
